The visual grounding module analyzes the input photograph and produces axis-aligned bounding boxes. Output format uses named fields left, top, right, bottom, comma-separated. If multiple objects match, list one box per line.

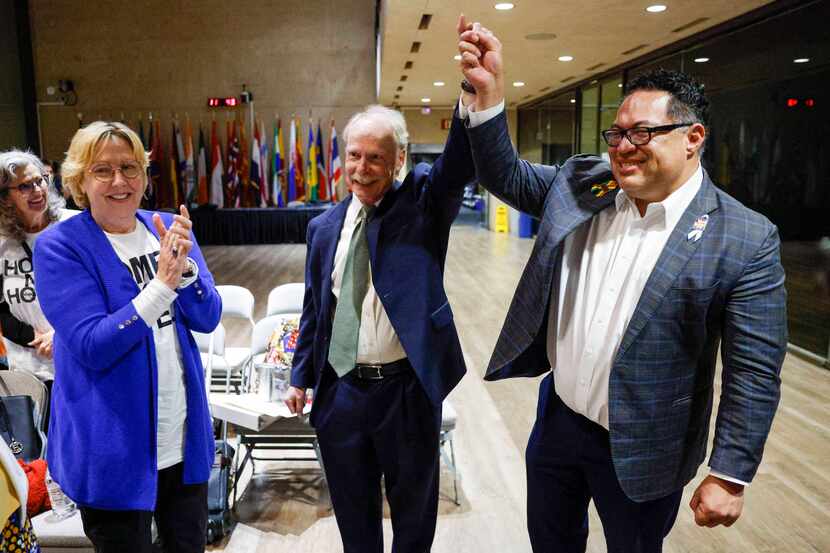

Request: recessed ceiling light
left=513, top=81, right=525, bottom=87
left=617, top=83, right=623, bottom=87
left=646, top=4, right=667, bottom=13
left=453, top=54, right=462, bottom=61
left=794, top=57, right=810, bottom=63
left=558, top=55, right=574, bottom=62
left=495, top=3, right=514, bottom=10
left=421, top=97, right=431, bottom=103
left=694, top=57, right=710, bottom=63
left=525, top=32, right=557, bottom=41
left=570, top=99, right=576, bottom=103
left=433, top=81, right=445, bottom=86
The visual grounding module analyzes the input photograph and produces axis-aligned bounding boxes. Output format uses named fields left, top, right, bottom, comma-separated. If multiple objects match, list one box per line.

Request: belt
left=348, top=358, right=411, bottom=380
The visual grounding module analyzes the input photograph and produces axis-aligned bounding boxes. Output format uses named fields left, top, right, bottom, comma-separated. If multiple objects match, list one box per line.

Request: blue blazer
left=291, top=114, right=474, bottom=425
left=33, top=209, right=221, bottom=510
left=468, top=112, right=787, bottom=502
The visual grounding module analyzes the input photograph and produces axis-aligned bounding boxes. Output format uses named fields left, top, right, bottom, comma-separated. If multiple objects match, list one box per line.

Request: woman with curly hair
left=0, top=150, right=76, bottom=383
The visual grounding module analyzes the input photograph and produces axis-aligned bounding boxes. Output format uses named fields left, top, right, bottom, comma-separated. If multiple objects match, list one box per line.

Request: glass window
left=599, top=76, right=623, bottom=135
left=518, top=91, right=576, bottom=166
left=579, top=85, right=600, bottom=154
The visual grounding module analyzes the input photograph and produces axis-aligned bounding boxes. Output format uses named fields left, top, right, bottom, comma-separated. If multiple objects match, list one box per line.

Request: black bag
left=206, top=440, right=235, bottom=544
left=0, top=395, right=43, bottom=462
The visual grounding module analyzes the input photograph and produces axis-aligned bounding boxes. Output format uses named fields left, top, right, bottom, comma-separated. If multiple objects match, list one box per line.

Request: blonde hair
left=62, top=121, right=150, bottom=208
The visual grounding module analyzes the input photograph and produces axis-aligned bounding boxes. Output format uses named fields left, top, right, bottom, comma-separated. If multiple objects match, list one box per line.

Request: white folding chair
left=193, top=323, right=243, bottom=394
left=265, top=283, right=304, bottom=316
left=215, top=285, right=256, bottom=390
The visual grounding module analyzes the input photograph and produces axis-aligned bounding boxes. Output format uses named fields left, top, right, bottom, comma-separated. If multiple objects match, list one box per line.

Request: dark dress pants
left=526, top=374, right=683, bottom=553
left=315, top=369, right=442, bottom=553
left=79, top=462, right=208, bottom=553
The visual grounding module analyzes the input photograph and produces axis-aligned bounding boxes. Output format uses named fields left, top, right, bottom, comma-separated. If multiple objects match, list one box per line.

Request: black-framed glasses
left=89, top=162, right=143, bottom=183
left=6, top=176, right=51, bottom=195
left=601, top=123, right=694, bottom=147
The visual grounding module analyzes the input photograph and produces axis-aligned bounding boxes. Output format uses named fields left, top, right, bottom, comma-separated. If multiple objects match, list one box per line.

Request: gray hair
left=342, top=105, right=409, bottom=152
left=0, top=149, right=65, bottom=241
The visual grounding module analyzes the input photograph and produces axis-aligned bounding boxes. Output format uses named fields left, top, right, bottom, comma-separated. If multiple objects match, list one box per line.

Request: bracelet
left=461, top=79, right=477, bottom=95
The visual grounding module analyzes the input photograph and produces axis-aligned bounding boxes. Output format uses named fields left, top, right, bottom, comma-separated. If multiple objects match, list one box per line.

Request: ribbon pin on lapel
left=591, top=180, right=618, bottom=198
left=687, top=214, right=709, bottom=242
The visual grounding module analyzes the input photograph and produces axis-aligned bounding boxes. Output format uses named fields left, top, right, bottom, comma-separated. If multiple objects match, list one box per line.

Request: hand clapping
left=153, top=205, right=194, bottom=290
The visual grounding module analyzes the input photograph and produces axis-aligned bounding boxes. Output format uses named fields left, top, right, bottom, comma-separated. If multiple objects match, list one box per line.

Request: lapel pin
left=687, top=214, right=709, bottom=242
left=591, top=179, right=618, bottom=198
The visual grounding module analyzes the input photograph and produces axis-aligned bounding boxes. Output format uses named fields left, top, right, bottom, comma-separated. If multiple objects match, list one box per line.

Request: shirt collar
left=614, top=164, right=703, bottom=230
left=346, top=194, right=382, bottom=223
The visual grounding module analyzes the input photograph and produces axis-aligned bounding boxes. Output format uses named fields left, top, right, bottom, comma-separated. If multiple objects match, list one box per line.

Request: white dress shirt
left=331, top=195, right=407, bottom=364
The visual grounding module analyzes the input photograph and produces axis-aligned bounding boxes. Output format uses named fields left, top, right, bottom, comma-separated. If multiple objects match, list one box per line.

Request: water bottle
left=45, top=469, right=77, bottom=520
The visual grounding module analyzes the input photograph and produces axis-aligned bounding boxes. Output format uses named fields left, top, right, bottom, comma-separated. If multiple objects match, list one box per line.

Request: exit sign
left=441, top=118, right=451, bottom=130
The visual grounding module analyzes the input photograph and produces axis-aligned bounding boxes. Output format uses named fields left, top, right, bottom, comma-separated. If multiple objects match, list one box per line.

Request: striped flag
left=183, top=119, right=196, bottom=204
left=259, top=121, right=269, bottom=206
left=294, top=117, right=305, bottom=201
left=287, top=118, right=297, bottom=202
left=225, top=120, right=240, bottom=207
left=328, top=120, right=342, bottom=202
left=145, top=118, right=161, bottom=209
left=315, top=121, right=328, bottom=201
left=237, top=119, right=249, bottom=207
left=210, top=120, right=224, bottom=207
left=306, top=121, right=318, bottom=202
left=250, top=122, right=262, bottom=207
left=196, top=125, right=208, bottom=205
left=272, top=119, right=285, bottom=207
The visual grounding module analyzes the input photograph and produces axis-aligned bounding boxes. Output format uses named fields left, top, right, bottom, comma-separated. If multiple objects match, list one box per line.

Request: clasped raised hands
left=153, top=205, right=194, bottom=290
left=457, top=14, right=504, bottom=111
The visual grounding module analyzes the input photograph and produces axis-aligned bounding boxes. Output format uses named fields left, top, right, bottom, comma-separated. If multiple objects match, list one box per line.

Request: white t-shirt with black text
left=104, top=223, right=187, bottom=471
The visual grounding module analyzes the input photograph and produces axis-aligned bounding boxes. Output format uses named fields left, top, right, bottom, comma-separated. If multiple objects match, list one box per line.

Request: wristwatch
left=461, top=79, right=477, bottom=95
left=178, top=257, right=199, bottom=289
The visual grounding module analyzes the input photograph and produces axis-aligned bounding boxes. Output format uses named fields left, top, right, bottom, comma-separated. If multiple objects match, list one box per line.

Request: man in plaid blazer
left=457, top=18, right=787, bottom=552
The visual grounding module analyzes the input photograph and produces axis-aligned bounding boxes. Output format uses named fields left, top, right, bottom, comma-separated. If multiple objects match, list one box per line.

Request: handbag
left=0, top=395, right=42, bottom=462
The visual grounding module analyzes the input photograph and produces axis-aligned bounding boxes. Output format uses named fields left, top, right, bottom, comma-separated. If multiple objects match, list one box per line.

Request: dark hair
left=625, top=68, right=709, bottom=127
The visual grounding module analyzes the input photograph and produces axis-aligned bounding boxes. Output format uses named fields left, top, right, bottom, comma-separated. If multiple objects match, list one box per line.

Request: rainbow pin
left=591, top=180, right=618, bottom=198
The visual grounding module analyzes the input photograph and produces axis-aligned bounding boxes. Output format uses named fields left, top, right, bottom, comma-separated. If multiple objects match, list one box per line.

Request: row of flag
left=135, top=115, right=343, bottom=209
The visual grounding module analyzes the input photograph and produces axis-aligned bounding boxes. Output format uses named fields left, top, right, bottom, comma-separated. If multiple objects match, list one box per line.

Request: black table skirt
left=190, top=206, right=329, bottom=245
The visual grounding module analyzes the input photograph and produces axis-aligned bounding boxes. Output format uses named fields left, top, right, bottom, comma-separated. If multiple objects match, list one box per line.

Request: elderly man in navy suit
left=456, top=16, right=787, bottom=553
left=285, top=104, right=472, bottom=553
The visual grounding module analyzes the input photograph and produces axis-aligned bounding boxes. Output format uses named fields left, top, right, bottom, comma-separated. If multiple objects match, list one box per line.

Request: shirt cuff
left=132, top=278, right=178, bottom=327
left=468, top=99, right=505, bottom=128
left=710, top=470, right=749, bottom=487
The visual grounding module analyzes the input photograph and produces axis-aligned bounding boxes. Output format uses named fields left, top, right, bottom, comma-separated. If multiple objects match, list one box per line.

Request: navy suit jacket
left=291, top=114, right=474, bottom=427
left=468, top=112, right=787, bottom=502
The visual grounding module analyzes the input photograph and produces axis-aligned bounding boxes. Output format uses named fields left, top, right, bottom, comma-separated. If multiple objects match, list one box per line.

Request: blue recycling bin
left=518, top=212, right=534, bottom=238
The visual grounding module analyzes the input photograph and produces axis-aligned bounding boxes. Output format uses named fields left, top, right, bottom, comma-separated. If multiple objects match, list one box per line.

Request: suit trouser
left=526, top=374, right=683, bottom=553
left=315, top=368, right=442, bottom=553
left=79, top=462, right=208, bottom=553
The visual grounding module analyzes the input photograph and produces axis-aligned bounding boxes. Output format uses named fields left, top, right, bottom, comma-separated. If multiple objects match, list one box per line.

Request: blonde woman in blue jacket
left=33, top=121, right=221, bottom=553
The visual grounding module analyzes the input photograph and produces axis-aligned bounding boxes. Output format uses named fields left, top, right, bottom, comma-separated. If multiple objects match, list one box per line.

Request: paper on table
left=223, top=393, right=311, bottom=418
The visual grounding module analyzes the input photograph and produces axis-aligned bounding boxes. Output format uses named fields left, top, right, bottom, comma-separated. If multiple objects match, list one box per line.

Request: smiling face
left=344, top=117, right=406, bottom=206
left=83, top=136, right=146, bottom=233
left=6, top=164, right=49, bottom=232
left=609, top=90, right=705, bottom=208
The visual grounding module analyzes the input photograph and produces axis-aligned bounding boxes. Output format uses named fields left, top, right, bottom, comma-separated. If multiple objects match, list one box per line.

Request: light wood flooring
left=201, top=224, right=830, bottom=553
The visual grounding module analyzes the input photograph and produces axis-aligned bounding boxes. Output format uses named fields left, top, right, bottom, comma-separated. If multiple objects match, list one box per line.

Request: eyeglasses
left=89, top=162, right=143, bottom=183
left=6, top=176, right=51, bottom=195
left=601, top=123, right=694, bottom=147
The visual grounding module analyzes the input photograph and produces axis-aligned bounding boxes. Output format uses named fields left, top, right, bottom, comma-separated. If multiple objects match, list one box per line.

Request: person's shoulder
left=558, top=154, right=614, bottom=193
left=710, top=181, right=776, bottom=233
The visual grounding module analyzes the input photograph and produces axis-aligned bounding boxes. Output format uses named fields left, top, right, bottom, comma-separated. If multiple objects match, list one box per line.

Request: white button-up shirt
left=548, top=166, right=702, bottom=429
left=331, top=195, right=407, bottom=364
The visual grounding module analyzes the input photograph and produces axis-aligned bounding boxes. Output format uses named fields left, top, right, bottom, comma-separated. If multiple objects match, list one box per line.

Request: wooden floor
left=202, top=223, right=830, bottom=553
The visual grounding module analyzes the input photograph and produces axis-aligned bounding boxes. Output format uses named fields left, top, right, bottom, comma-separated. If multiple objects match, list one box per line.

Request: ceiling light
left=453, top=54, right=462, bottom=61
left=794, top=58, right=810, bottom=63
left=646, top=5, right=667, bottom=13
left=525, top=32, right=557, bottom=41
left=495, top=3, right=514, bottom=10
left=570, top=99, right=576, bottom=103
left=421, top=97, right=431, bottom=103
left=433, top=81, right=445, bottom=86
left=617, top=83, right=623, bottom=87
left=694, top=57, right=710, bottom=63
left=558, top=55, right=573, bottom=62
left=513, top=81, right=525, bottom=87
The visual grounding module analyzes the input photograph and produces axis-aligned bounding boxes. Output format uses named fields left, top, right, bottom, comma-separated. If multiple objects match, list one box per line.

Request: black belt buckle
left=356, top=364, right=384, bottom=380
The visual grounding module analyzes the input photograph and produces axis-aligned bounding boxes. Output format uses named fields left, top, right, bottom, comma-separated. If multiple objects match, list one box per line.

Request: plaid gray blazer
left=467, top=112, right=787, bottom=502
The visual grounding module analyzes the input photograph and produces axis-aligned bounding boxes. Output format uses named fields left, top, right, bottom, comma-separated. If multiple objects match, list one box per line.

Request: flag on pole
left=183, top=118, right=196, bottom=204
left=259, top=121, right=269, bottom=207
left=315, top=121, right=328, bottom=201
left=238, top=118, right=249, bottom=207
left=210, top=120, right=224, bottom=207
left=328, top=120, right=342, bottom=203
left=138, top=118, right=147, bottom=149
left=287, top=118, right=297, bottom=202
left=196, top=125, right=208, bottom=205
left=294, top=116, right=305, bottom=201
left=172, top=122, right=183, bottom=207
left=225, top=120, right=240, bottom=208
left=145, top=118, right=161, bottom=209
left=306, top=121, right=318, bottom=202
left=272, top=119, right=285, bottom=207
left=250, top=121, right=262, bottom=207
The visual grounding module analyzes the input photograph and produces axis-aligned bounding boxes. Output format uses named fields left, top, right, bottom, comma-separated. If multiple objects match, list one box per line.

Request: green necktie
left=328, top=205, right=373, bottom=377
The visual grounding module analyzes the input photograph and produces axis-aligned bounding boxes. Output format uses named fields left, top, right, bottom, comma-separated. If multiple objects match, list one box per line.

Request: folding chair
left=193, top=323, right=244, bottom=394
left=215, top=285, right=255, bottom=390
left=265, top=283, right=304, bottom=316
left=440, top=400, right=460, bottom=505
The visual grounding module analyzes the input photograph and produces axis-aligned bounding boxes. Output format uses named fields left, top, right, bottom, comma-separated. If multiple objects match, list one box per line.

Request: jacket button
left=132, top=315, right=138, bottom=321
left=118, top=324, right=125, bottom=330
